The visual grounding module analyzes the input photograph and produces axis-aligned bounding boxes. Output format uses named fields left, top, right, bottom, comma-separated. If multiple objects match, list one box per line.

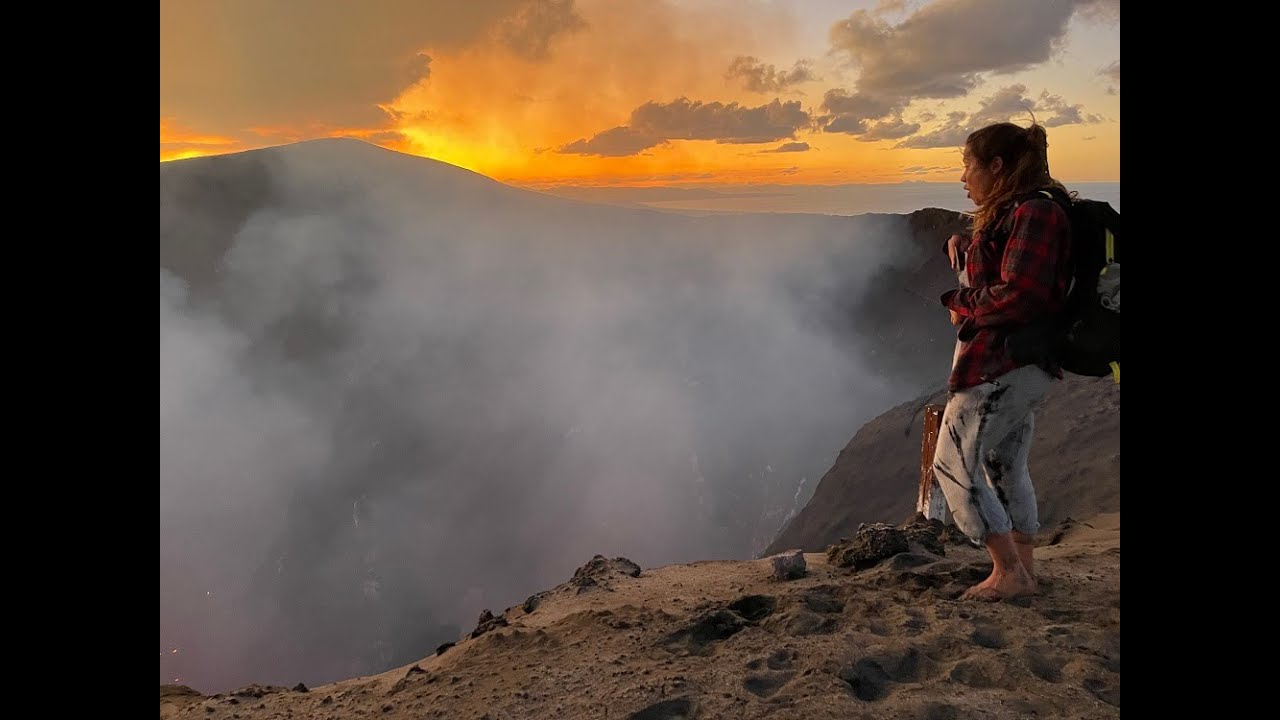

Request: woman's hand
left=947, top=233, right=966, bottom=271
left=949, top=309, right=964, bottom=326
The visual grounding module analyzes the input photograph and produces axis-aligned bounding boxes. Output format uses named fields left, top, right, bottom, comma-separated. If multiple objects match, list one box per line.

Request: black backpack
left=1004, top=188, right=1121, bottom=382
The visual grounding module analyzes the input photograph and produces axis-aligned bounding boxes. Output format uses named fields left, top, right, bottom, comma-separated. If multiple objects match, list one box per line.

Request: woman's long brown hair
left=965, top=122, right=1071, bottom=234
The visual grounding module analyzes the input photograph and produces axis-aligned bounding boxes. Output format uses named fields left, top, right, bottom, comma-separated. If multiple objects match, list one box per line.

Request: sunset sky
left=159, top=0, right=1120, bottom=187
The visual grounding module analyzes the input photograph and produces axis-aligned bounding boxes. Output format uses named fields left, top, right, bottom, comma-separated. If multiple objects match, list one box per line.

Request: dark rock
left=827, top=523, right=910, bottom=570
left=769, top=549, right=807, bottom=580
left=470, top=609, right=509, bottom=639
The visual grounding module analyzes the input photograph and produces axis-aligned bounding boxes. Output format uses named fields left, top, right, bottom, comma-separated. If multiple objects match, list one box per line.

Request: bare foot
left=1012, top=531, right=1036, bottom=579
left=961, top=568, right=1037, bottom=602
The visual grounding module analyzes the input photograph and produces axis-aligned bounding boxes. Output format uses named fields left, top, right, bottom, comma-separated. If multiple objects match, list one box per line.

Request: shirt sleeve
left=941, top=200, right=1068, bottom=327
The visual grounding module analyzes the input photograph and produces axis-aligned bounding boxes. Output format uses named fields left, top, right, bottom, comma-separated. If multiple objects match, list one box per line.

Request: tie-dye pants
left=931, top=365, right=1051, bottom=543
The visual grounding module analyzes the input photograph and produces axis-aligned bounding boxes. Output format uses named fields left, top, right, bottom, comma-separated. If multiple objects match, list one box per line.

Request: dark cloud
left=821, top=90, right=903, bottom=121
left=558, top=125, right=665, bottom=156
left=1075, top=0, right=1121, bottom=23
left=1038, top=91, right=1105, bottom=127
left=901, top=164, right=957, bottom=174
left=631, top=98, right=811, bottom=144
left=893, top=84, right=1101, bottom=147
left=859, top=119, right=921, bottom=141
left=498, top=0, right=586, bottom=60
left=1099, top=59, right=1120, bottom=94
left=765, top=142, right=811, bottom=153
left=828, top=0, right=1079, bottom=101
left=1099, top=60, right=1120, bottom=85
left=824, top=116, right=869, bottom=135
left=818, top=90, right=907, bottom=136
left=894, top=118, right=973, bottom=149
left=969, top=84, right=1035, bottom=126
left=407, top=53, right=433, bottom=84
left=825, top=0, right=1117, bottom=144
left=560, top=98, right=812, bottom=156
left=725, top=56, right=815, bottom=93
left=161, top=0, right=582, bottom=132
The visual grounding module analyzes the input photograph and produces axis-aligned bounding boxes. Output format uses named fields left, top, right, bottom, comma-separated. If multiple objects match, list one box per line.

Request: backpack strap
left=991, top=189, right=1058, bottom=239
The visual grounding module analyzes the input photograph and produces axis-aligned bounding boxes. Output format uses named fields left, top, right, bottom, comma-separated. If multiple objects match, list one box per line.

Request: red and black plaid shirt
left=941, top=196, right=1073, bottom=391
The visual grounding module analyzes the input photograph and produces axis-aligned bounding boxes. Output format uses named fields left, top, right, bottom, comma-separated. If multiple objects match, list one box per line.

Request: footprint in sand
left=667, top=609, right=747, bottom=654
left=801, top=586, right=845, bottom=614
left=627, top=698, right=696, bottom=720
left=745, top=647, right=798, bottom=672
left=1083, top=677, right=1120, bottom=707
left=919, top=702, right=960, bottom=720
left=743, top=670, right=797, bottom=698
left=767, top=648, right=798, bottom=670
left=727, top=595, right=776, bottom=622
left=764, top=609, right=841, bottom=636
left=667, top=595, right=778, bottom=655
left=838, top=658, right=892, bottom=701
left=1023, top=646, right=1067, bottom=682
left=836, top=648, right=940, bottom=702
left=971, top=625, right=1008, bottom=649
left=949, top=657, right=1008, bottom=689
left=1039, top=607, right=1081, bottom=623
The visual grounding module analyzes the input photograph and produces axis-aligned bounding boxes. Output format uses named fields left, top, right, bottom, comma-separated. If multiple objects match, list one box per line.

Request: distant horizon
left=518, top=179, right=1123, bottom=190
left=542, top=181, right=1120, bottom=216
left=160, top=137, right=1119, bottom=192
left=159, top=138, right=1118, bottom=216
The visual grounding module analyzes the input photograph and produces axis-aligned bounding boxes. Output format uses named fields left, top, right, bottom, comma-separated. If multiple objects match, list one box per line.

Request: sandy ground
left=161, top=512, right=1119, bottom=720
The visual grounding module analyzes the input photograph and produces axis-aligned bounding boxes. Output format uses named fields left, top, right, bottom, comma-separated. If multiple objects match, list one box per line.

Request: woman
left=933, top=122, right=1074, bottom=601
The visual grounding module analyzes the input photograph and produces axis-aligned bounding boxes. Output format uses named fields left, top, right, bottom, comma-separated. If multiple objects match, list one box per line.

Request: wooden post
left=918, top=403, right=949, bottom=520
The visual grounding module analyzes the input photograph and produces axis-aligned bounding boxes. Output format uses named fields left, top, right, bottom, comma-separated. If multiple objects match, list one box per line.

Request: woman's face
left=960, top=147, right=1002, bottom=206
